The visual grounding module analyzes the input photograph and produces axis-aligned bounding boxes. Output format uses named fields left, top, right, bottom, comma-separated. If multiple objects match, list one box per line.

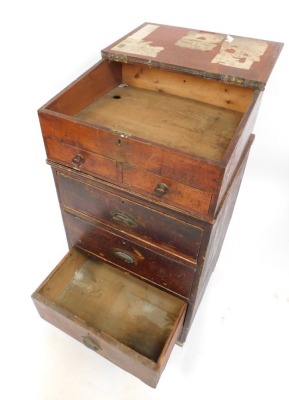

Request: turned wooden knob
left=71, top=154, right=84, bottom=169
left=154, top=182, right=169, bottom=197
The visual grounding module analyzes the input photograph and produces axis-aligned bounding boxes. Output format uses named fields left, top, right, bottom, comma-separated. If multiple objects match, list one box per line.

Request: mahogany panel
left=179, top=135, right=254, bottom=343
left=103, top=23, right=283, bottom=90
left=46, top=60, right=122, bottom=115
left=122, top=164, right=212, bottom=216
left=32, top=248, right=187, bottom=387
left=63, top=212, right=195, bottom=299
left=44, top=137, right=118, bottom=182
left=57, top=172, right=203, bottom=262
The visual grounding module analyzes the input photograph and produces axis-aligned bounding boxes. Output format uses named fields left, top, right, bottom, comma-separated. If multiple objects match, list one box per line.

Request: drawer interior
left=46, top=59, right=255, bottom=162
left=37, top=249, right=186, bottom=362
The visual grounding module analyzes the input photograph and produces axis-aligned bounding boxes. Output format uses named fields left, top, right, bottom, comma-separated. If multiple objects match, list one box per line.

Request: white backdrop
left=1, top=1, right=288, bottom=399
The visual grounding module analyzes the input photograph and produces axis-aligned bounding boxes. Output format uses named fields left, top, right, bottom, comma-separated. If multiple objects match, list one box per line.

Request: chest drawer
left=39, top=57, right=262, bottom=219
left=63, top=211, right=195, bottom=299
left=57, top=172, right=203, bottom=263
left=32, top=248, right=187, bottom=387
left=45, top=137, right=118, bottom=182
left=122, top=164, right=213, bottom=216
left=34, top=23, right=283, bottom=388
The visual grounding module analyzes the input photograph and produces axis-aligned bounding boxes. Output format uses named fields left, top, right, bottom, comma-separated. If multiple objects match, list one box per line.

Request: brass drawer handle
left=112, top=212, right=136, bottom=227
left=113, top=250, right=136, bottom=264
left=82, top=336, right=101, bottom=352
left=154, top=182, right=169, bottom=197
left=72, top=153, right=84, bottom=169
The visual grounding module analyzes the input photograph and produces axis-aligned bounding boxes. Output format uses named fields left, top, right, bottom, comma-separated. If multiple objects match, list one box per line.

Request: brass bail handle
left=82, top=336, right=101, bottom=353
left=112, top=212, right=136, bottom=227
left=113, top=250, right=136, bottom=264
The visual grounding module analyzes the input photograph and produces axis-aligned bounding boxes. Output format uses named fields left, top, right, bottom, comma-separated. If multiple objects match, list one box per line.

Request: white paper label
left=211, top=37, right=268, bottom=70
left=129, top=24, right=160, bottom=40
left=111, top=24, right=164, bottom=58
left=176, top=31, right=225, bottom=51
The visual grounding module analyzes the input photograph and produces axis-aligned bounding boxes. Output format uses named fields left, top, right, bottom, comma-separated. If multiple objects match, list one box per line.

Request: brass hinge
left=108, top=52, right=128, bottom=63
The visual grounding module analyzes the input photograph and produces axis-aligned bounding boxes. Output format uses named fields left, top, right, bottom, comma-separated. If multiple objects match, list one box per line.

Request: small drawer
left=122, top=164, right=212, bottom=216
left=63, top=212, right=195, bottom=299
left=44, top=137, right=118, bottom=181
left=57, top=172, right=203, bottom=263
left=32, top=248, right=187, bottom=387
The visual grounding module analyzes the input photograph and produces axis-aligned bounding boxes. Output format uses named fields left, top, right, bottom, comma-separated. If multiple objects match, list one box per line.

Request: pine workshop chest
left=32, top=23, right=283, bottom=387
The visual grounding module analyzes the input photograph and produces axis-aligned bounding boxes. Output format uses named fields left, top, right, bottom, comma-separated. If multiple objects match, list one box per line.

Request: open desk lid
left=102, top=23, right=283, bottom=90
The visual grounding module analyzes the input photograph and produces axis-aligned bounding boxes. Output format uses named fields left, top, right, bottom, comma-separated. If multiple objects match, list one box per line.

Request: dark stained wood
left=215, top=93, right=263, bottom=213
left=63, top=211, right=195, bottom=300
left=49, top=161, right=211, bottom=226
left=57, top=172, right=203, bottom=263
left=33, top=23, right=282, bottom=386
left=102, top=22, right=283, bottom=90
left=32, top=248, right=187, bottom=388
left=179, top=135, right=254, bottom=343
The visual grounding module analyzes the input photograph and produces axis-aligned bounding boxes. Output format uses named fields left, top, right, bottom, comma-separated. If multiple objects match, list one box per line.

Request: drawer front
left=123, top=164, right=212, bottom=216
left=39, top=112, right=223, bottom=193
left=57, top=172, right=203, bottom=263
left=44, top=137, right=118, bottom=181
left=63, top=212, right=195, bottom=299
left=32, top=248, right=187, bottom=387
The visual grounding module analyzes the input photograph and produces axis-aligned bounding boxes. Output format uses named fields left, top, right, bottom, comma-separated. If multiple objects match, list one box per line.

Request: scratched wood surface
left=38, top=250, right=185, bottom=361
left=76, top=85, right=243, bottom=161
left=32, top=248, right=187, bottom=387
left=102, top=23, right=283, bottom=89
left=57, top=172, right=203, bottom=263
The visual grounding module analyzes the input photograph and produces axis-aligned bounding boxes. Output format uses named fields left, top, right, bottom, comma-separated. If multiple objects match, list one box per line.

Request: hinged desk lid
left=102, top=23, right=283, bottom=90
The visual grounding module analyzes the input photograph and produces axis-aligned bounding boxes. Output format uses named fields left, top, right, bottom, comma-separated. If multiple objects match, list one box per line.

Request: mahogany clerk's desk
left=32, top=23, right=283, bottom=387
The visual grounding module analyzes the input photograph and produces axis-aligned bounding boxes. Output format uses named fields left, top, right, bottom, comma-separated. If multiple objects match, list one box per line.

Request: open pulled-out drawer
left=32, top=248, right=187, bottom=387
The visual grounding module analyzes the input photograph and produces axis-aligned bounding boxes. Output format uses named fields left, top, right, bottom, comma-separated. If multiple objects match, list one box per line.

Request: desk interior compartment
left=40, top=58, right=259, bottom=218
left=44, top=59, right=254, bottom=163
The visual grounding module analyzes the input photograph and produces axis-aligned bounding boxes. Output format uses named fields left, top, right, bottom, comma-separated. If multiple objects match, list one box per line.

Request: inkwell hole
left=113, top=95, right=121, bottom=99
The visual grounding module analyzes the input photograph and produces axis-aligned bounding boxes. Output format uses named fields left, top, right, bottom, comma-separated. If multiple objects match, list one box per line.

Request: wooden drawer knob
left=71, top=153, right=84, bottom=169
left=154, top=182, right=169, bottom=197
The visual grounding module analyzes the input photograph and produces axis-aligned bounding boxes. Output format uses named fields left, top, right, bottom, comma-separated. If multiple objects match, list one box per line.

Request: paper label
left=111, top=24, right=164, bottom=58
left=176, top=31, right=225, bottom=51
left=129, top=24, right=160, bottom=40
left=211, top=37, right=268, bottom=70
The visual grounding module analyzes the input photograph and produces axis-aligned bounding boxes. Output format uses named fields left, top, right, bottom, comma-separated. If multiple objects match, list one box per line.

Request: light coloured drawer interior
left=32, top=248, right=187, bottom=387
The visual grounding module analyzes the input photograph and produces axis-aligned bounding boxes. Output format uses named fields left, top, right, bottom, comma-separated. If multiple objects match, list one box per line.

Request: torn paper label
left=129, top=24, right=160, bottom=40
left=111, top=24, right=164, bottom=58
left=112, top=37, right=164, bottom=58
left=211, top=37, right=268, bottom=70
left=176, top=31, right=225, bottom=51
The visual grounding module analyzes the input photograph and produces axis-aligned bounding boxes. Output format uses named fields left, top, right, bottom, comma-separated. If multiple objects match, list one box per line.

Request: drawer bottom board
left=32, top=248, right=186, bottom=387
